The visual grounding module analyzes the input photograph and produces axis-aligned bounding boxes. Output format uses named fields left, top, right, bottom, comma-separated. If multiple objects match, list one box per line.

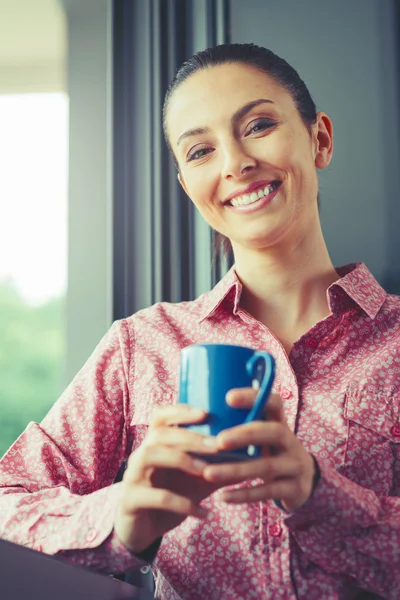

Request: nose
left=220, top=141, right=257, bottom=180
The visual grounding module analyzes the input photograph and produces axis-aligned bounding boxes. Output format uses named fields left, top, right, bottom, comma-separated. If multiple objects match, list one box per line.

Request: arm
left=0, top=319, right=144, bottom=574
left=284, top=456, right=400, bottom=599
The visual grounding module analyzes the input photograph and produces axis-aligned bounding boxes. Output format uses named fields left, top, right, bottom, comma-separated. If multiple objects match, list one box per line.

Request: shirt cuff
left=57, top=483, right=152, bottom=574
left=274, top=454, right=321, bottom=514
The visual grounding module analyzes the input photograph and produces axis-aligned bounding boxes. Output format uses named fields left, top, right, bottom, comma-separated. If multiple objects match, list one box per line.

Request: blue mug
left=178, top=344, right=275, bottom=462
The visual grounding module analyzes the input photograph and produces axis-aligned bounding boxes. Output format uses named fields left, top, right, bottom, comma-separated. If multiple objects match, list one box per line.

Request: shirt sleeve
left=284, top=455, right=400, bottom=600
left=0, top=319, right=146, bottom=574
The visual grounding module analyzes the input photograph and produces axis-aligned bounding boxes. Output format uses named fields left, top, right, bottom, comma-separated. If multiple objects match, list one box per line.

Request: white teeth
left=230, top=183, right=277, bottom=207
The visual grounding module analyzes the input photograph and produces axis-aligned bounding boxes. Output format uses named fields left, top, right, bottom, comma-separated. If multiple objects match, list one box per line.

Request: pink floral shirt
left=1, top=263, right=400, bottom=599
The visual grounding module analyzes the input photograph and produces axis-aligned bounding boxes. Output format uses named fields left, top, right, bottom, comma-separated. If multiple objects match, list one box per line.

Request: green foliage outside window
left=0, top=279, right=65, bottom=458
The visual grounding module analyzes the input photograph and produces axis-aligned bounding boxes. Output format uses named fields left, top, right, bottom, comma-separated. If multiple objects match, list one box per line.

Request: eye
left=245, top=118, right=276, bottom=136
left=187, top=146, right=212, bottom=162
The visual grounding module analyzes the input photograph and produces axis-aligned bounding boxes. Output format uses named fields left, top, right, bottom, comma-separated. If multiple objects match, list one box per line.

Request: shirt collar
left=198, top=267, right=243, bottom=323
left=328, top=262, right=387, bottom=319
left=199, top=262, right=387, bottom=324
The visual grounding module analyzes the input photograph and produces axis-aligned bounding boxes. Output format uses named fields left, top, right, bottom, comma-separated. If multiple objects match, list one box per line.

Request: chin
left=235, top=225, right=285, bottom=250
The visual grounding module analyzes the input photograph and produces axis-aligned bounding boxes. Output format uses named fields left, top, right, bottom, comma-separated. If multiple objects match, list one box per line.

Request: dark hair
left=163, top=43, right=318, bottom=258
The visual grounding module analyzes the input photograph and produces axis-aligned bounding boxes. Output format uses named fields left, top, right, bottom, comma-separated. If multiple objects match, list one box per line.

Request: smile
left=227, top=181, right=281, bottom=207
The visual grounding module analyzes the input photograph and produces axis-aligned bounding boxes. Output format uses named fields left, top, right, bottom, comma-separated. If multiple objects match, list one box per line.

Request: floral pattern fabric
left=0, top=263, right=399, bottom=599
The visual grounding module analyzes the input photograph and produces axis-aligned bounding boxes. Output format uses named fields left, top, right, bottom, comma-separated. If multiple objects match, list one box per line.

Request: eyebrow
left=176, top=98, right=274, bottom=146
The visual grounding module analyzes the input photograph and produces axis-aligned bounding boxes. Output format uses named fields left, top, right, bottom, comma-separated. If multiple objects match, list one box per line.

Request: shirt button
left=140, top=566, right=150, bottom=574
left=391, top=425, right=400, bottom=437
left=306, top=337, right=318, bottom=348
left=281, top=388, right=292, bottom=400
left=269, top=524, right=283, bottom=537
left=86, top=529, right=97, bottom=542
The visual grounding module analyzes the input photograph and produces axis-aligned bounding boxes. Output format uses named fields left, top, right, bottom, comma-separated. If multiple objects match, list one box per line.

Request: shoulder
left=123, top=292, right=211, bottom=333
left=382, top=292, right=400, bottom=312
left=377, top=293, right=400, bottom=329
left=351, top=293, right=400, bottom=382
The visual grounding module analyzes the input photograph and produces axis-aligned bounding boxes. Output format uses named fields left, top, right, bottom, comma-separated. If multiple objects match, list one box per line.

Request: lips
left=224, top=180, right=282, bottom=214
left=224, top=180, right=281, bottom=207
left=224, top=180, right=278, bottom=205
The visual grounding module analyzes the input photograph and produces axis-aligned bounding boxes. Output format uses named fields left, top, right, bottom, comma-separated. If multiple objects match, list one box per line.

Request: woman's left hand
left=202, top=389, right=316, bottom=512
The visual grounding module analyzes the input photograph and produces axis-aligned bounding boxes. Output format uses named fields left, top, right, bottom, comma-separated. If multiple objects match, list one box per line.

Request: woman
left=1, top=43, right=399, bottom=600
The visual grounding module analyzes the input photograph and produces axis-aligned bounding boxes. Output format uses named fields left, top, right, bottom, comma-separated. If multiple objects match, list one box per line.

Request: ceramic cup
left=178, top=343, right=275, bottom=462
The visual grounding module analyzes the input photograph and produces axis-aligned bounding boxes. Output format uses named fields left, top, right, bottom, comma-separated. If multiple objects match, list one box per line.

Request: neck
left=232, top=220, right=338, bottom=350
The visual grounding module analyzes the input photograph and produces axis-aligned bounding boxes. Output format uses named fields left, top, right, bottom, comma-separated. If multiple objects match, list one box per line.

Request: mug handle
left=244, top=352, right=275, bottom=423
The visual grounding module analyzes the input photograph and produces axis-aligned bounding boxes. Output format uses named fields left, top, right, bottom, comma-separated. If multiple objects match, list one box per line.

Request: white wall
left=60, top=0, right=113, bottom=384
left=230, top=0, right=400, bottom=284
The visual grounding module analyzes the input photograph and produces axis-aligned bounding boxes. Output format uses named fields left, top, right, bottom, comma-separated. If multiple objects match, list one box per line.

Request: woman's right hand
left=114, top=405, right=221, bottom=555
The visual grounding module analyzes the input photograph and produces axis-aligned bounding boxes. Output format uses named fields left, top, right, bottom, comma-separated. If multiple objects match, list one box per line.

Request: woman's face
left=166, top=62, right=333, bottom=252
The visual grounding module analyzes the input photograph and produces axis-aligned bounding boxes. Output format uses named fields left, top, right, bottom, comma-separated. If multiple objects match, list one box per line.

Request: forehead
left=166, top=62, right=294, bottom=144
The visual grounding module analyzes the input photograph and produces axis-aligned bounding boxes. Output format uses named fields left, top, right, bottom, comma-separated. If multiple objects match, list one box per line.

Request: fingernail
left=191, top=408, right=205, bottom=416
left=192, top=459, right=206, bottom=472
left=221, top=492, right=233, bottom=503
left=207, top=467, right=222, bottom=479
left=202, top=436, right=218, bottom=448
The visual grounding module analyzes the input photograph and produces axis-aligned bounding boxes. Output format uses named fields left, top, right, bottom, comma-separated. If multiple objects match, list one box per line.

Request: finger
left=265, top=394, right=285, bottom=423
left=126, top=446, right=209, bottom=482
left=120, top=484, right=208, bottom=519
left=203, top=454, right=297, bottom=485
left=216, top=421, right=289, bottom=451
left=151, top=404, right=207, bottom=427
left=226, top=389, right=285, bottom=423
left=144, top=425, right=219, bottom=455
left=220, top=479, right=295, bottom=504
left=225, top=387, right=258, bottom=407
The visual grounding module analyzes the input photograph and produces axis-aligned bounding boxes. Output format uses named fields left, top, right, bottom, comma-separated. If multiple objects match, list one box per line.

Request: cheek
left=280, top=141, right=316, bottom=190
left=255, top=134, right=297, bottom=177
left=269, top=128, right=312, bottom=168
left=183, top=170, right=219, bottom=210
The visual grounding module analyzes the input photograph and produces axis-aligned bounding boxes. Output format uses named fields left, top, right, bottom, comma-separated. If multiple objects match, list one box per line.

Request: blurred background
left=0, top=0, right=67, bottom=456
left=1, top=0, right=399, bottom=457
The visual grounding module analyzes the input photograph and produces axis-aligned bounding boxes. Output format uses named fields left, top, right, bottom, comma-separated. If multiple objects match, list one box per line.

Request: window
left=0, top=1, right=67, bottom=457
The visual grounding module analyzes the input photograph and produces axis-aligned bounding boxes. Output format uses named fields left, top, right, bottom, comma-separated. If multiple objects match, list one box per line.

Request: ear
left=177, top=171, right=189, bottom=196
left=313, top=112, right=333, bottom=169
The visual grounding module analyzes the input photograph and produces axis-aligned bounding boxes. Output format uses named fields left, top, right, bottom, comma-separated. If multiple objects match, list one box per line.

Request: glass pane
left=0, top=93, right=68, bottom=457
left=0, top=0, right=68, bottom=457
